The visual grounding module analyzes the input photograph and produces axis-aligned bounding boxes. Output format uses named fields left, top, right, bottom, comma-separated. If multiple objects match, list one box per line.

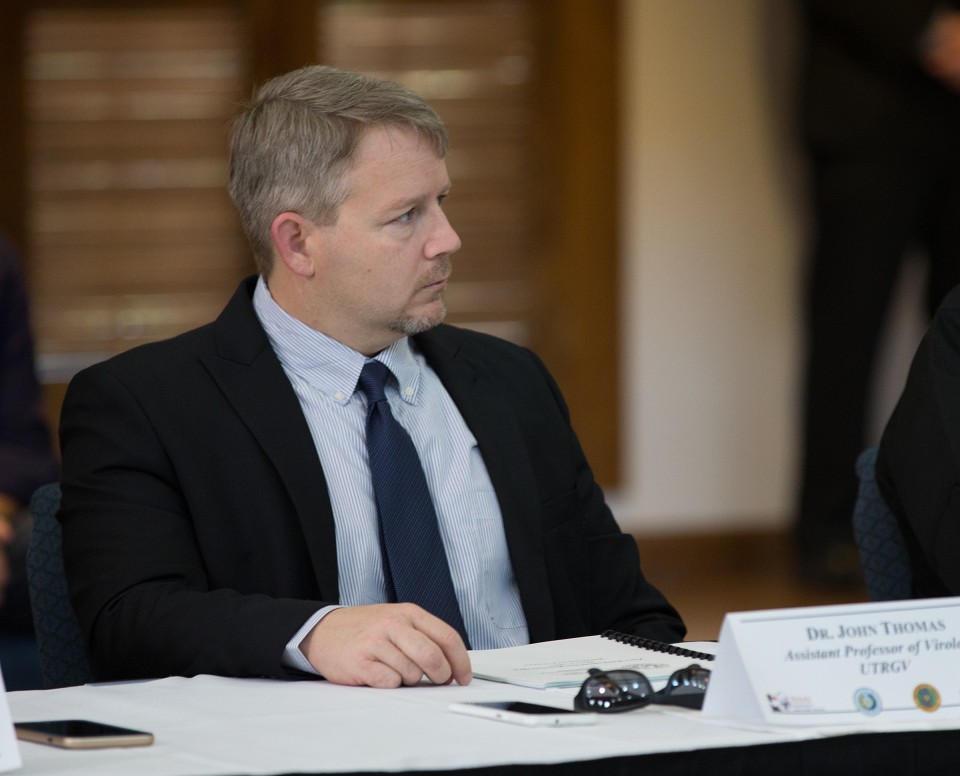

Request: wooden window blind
left=27, top=1, right=538, bottom=382
left=25, top=5, right=250, bottom=380
left=321, top=0, right=538, bottom=345
left=14, top=0, right=618, bottom=481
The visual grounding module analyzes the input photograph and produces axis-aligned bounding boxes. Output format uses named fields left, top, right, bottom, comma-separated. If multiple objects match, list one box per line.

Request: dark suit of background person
left=0, top=235, right=60, bottom=690
left=876, top=286, right=960, bottom=599
left=795, top=0, right=960, bottom=586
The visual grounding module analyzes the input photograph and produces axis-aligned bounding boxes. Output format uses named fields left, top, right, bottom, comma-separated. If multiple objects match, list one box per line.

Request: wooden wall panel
left=531, top=0, right=621, bottom=483
left=4, top=0, right=621, bottom=485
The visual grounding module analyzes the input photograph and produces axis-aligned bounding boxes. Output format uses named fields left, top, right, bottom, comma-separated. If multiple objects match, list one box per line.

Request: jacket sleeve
left=877, top=287, right=960, bottom=597
left=524, top=348, right=687, bottom=644
left=59, top=361, right=324, bottom=681
left=439, top=329, right=687, bottom=646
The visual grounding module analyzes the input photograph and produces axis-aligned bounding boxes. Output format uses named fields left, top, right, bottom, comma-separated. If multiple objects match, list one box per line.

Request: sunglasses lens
left=652, top=665, right=711, bottom=709
left=666, top=665, right=710, bottom=693
left=575, top=670, right=653, bottom=712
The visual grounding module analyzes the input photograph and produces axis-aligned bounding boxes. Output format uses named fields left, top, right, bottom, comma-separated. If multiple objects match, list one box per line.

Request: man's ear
left=271, top=212, right=317, bottom=277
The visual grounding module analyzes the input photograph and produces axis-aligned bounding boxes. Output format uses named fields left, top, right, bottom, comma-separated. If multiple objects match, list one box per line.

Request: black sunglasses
left=573, top=664, right=711, bottom=713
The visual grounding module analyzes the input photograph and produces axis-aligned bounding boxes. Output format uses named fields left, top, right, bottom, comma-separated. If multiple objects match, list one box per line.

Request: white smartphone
left=15, top=719, right=154, bottom=749
left=449, top=701, right=597, bottom=727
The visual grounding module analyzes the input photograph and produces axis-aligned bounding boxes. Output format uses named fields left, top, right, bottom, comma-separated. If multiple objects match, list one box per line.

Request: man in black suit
left=876, top=285, right=960, bottom=599
left=58, top=65, right=685, bottom=687
left=795, top=1, right=960, bottom=585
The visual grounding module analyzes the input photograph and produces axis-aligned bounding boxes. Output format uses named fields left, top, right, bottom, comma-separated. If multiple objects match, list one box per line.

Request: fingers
left=399, top=607, right=472, bottom=686
left=0, top=515, right=14, bottom=606
left=350, top=638, right=428, bottom=688
left=923, top=13, right=960, bottom=91
left=0, top=551, right=10, bottom=607
left=302, top=603, right=472, bottom=689
left=0, top=517, right=15, bottom=546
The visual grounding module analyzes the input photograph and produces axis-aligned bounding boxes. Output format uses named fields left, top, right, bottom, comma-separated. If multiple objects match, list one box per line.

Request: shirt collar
left=253, top=276, right=423, bottom=406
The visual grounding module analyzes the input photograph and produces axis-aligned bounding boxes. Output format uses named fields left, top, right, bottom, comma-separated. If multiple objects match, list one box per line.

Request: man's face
left=310, top=125, right=461, bottom=355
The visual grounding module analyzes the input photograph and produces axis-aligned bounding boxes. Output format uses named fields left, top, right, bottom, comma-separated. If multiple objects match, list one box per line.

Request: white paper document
left=702, top=596, right=960, bottom=726
left=469, top=634, right=716, bottom=689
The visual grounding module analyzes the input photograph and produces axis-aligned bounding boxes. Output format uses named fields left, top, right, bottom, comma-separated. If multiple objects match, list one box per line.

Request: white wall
left=609, top=0, right=925, bottom=533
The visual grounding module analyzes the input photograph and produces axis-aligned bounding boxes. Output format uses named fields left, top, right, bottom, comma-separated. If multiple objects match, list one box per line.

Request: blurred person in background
left=0, top=233, right=60, bottom=689
left=795, top=1, right=960, bottom=587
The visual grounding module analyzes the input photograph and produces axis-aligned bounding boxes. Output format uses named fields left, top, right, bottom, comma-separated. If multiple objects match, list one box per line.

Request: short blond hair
left=228, top=65, right=448, bottom=274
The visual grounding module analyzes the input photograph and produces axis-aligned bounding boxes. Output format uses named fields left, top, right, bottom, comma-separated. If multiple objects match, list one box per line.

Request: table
left=7, top=675, right=960, bottom=775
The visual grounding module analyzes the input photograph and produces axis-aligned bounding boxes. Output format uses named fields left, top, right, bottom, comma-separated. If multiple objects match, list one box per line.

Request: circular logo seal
left=913, top=684, right=941, bottom=713
left=853, top=688, right=882, bottom=716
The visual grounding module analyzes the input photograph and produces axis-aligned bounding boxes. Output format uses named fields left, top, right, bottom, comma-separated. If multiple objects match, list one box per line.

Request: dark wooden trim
left=7, top=0, right=623, bottom=487
left=0, top=0, right=27, bottom=253
left=21, top=0, right=234, bottom=8
left=531, top=0, right=621, bottom=484
left=244, top=0, right=319, bottom=88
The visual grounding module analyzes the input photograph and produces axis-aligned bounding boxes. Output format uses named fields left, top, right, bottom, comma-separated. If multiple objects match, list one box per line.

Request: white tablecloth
left=7, top=675, right=960, bottom=775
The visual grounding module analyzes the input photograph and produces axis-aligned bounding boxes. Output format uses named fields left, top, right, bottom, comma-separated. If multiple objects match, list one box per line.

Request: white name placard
left=702, top=596, right=960, bottom=726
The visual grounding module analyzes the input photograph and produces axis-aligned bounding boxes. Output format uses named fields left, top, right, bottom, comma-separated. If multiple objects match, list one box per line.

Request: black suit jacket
left=877, top=285, right=960, bottom=598
left=59, top=277, right=685, bottom=680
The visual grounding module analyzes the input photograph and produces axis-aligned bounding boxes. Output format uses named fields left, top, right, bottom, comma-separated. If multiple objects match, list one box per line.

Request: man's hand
left=300, top=603, right=472, bottom=688
left=923, top=12, right=960, bottom=92
left=0, top=511, right=16, bottom=608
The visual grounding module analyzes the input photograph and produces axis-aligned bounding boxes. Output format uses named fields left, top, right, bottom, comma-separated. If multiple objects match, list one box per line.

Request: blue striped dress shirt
left=253, top=278, right=529, bottom=671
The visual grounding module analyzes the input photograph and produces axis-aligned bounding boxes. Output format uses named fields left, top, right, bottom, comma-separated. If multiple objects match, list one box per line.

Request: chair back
left=26, top=483, right=94, bottom=688
left=851, top=448, right=912, bottom=601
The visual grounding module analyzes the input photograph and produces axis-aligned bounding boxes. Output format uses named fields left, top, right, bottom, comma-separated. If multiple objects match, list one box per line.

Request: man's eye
left=395, top=209, right=415, bottom=224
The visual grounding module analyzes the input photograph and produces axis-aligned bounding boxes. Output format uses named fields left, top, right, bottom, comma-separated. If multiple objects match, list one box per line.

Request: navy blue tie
left=357, top=360, right=470, bottom=647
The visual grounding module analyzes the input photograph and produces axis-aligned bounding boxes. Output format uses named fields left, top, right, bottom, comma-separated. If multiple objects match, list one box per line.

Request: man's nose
left=426, top=209, right=461, bottom=258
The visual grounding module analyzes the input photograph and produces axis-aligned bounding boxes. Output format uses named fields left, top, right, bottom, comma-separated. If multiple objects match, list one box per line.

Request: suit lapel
left=191, top=284, right=555, bottom=627
left=416, top=329, right=557, bottom=641
left=200, top=279, right=340, bottom=602
left=933, top=335, right=960, bottom=478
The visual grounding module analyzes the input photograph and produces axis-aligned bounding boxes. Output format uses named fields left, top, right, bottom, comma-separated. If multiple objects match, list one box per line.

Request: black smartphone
left=15, top=719, right=154, bottom=749
left=449, top=701, right=597, bottom=726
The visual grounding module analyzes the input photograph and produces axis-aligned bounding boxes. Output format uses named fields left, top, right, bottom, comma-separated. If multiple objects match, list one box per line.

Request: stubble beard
left=390, top=295, right=447, bottom=336
left=390, top=259, right=451, bottom=336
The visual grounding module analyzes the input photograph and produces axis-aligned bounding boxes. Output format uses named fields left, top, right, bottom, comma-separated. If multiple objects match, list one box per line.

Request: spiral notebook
left=469, top=630, right=716, bottom=689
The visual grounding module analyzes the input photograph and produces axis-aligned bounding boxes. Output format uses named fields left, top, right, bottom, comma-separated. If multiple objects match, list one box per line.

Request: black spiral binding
left=601, top=630, right=715, bottom=662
